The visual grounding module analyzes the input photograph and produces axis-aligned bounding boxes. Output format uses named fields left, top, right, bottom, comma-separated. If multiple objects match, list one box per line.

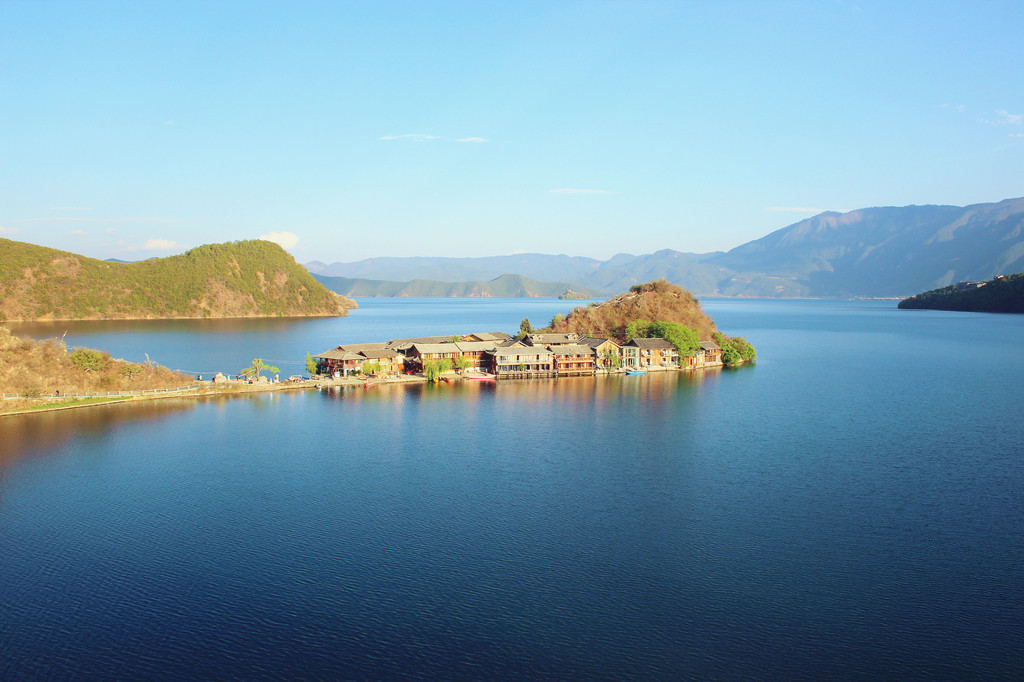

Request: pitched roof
left=408, top=343, right=461, bottom=355
left=580, top=336, right=619, bottom=349
left=387, top=336, right=456, bottom=350
left=464, top=331, right=512, bottom=341
left=336, top=342, right=389, bottom=353
left=497, top=338, right=527, bottom=347
left=526, top=333, right=580, bottom=345
left=551, top=344, right=596, bottom=356
left=699, top=340, right=721, bottom=350
left=628, top=337, right=676, bottom=350
left=315, top=349, right=363, bottom=361
left=360, top=348, right=401, bottom=359
left=454, top=341, right=498, bottom=352
left=489, top=345, right=554, bottom=358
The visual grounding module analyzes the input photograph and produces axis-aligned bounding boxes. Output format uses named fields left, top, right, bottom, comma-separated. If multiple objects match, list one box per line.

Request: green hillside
left=898, top=273, right=1024, bottom=313
left=313, top=272, right=601, bottom=298
left=0, top=238, right=357, bottom=321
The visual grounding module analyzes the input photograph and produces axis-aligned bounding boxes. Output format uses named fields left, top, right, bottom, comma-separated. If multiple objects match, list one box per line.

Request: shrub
left=70, top=347, right=110, bottom=372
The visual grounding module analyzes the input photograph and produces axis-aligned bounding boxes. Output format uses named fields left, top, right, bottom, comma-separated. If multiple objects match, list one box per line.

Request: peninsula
left=898, top=273, right=1024, bottom=313
left=0, top=238, right=356, bottom=322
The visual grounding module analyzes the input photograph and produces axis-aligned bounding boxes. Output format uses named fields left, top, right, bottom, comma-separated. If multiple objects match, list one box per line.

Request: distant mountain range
left=312, top=273, right=601, bottom=299
left=307, top=197, right=1024, bottom=298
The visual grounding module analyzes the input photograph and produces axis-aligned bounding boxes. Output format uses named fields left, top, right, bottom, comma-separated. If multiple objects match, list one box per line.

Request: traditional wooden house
left=359, top=348, right=404, bottom=375
left=580, top=336, right=622, bottom=369
left=700, top=340, right=723, bottom=366
left=404, top=343, right=463, bottom=370
left=386, top=336, right=457, bottom=353
left=314, top=348, right=366, bottom=377
left=525, top=333, right=580, bottom=348
left=626, top=337, right=678, bottom=368
left=551, top=344, right=597, bottom=375
left=487, top=345, right=555, bottom=377
left=451, top=341, right=498, bottom=370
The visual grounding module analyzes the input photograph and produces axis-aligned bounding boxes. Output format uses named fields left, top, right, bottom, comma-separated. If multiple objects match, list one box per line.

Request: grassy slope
left=550, top=280, right=719, bottom=341
left=0, top=326, right=194, bottom=397
left=898, top=273, right=1024, bottom=312
left=0, top=238, right=357, bottom=321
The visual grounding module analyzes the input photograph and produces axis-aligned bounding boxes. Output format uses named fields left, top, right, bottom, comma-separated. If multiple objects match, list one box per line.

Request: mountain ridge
left=307, top=197, right=1024, bottom=298
left=0, top=238, right=356, bottom=322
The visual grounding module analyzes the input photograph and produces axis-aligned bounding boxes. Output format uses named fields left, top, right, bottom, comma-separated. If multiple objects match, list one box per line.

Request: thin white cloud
left=379, top=133, right=440, bottom=142
left=0, top=225, right=17, bottom=235
left=68, top=229, right=86, bottom=235
left=548, top=188, right=617, bottom=195
left=766, top=206, right=845, bottom=214
left=105, top=228, right=116, bottom=234
left=996, top=109, right=1023, bottom=125
left=143, top=238, right=177, bottom=250
left=1011, top=133, right=1024, bottom=138
left=457, top=137, right=488, bottom=143
left=50, top=206, right=93, bottom=211
left=939, top=103, right=965, bottom=112
left=12, top=216, right=182, bottom=224
left=163, top=119, right=174, bottom=126
left=260, top=231, right=299, bottom=249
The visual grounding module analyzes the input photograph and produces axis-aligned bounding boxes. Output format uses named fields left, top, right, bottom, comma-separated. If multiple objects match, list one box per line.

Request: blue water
left=2, top=299, right=1023, bottom=679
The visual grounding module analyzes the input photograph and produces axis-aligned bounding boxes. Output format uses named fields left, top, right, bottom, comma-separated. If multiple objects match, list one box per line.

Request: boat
left=626, top=370, right=646, bottom=375
left=464, top=372, right=496, bottom=381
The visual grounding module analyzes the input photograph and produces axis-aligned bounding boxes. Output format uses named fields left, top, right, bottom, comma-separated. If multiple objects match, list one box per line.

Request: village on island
left=311, top=329, right=725, bottom=384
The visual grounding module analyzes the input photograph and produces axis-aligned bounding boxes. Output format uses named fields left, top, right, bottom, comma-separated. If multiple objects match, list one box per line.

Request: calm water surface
left=2, top=299, right=1023, bottom=679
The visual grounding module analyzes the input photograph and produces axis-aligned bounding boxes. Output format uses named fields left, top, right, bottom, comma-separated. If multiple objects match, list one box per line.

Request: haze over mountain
left=308, top=197, right=1024, bottom=298
left=312, top=273, right=602, bottom=299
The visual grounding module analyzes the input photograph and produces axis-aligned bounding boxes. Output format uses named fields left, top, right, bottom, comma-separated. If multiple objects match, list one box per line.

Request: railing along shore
left=2, top=386, right=199, bottom=400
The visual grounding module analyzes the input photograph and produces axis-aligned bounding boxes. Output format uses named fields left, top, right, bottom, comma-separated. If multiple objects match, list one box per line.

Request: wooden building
left=625, top=337, right=679, bottom=368
left=580, top=336, right=622, bottom=369
left=487, top=345, right=555, bottom=377
left=551, top=344, right=597, bottom=375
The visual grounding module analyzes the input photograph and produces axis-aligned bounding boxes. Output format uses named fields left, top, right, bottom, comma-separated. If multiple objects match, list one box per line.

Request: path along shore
left=1, top=365, right=690, bottom=417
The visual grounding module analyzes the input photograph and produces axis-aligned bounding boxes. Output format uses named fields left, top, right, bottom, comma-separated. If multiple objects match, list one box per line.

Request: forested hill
left=553, top=280, right=719, bottom=341
left=0, top=238, right=357, bottom=321
left=897, top=273, right=1024, bottom=313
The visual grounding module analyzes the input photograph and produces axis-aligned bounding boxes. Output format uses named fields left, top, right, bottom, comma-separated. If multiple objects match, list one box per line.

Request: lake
left=2, top=299, right=1023, bottom=679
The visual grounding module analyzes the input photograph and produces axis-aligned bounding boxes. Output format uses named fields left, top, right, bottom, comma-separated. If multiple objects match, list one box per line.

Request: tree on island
left=422, top=358, right=452, bottom=382
left=452, top=354, right=471, bottom=373
left=242, top=358, right=280, bottom=382
left=518, top=317, right=534, bottom=337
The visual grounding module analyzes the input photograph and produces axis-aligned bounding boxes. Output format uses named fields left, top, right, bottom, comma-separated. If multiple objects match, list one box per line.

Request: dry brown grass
left=552, top=280, right=719, bottom=341
left=0, top=326, right=194, bottom=397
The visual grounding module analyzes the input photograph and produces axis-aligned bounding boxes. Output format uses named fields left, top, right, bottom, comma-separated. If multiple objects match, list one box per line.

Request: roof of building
left=526, top=333, right=580, bottom=345
left=628, top=337, right=676, bottom=350
left=489, top=345, right=554, bottom=358
left=699, top=340, right=721, bottom=351
left=550, top=344, right=597, bottom=356
left=453, top=341, right=498, bottom=352
left=497, top=338, right=527, bottom=347
left=387, top=336, right=456, bottom=350
left=464, top=331, right=512, bottom=341
left=360, top=348, right=401, bottom=359
left=336, top=342, right=389, bottom=353
left=315, top=349, right=364, bottom=361
left=408, top=343, right=461, bottom=355
left=580, top=336, right=619, bottom=349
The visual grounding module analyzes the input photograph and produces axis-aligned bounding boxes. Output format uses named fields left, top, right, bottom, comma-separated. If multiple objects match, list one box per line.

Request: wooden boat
left=464, top=372, right=496, bottom=381
left=626, top=370, right=646, bottom=375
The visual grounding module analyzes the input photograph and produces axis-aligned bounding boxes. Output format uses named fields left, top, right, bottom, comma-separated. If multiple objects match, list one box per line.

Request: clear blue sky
left=2, top=0, right=1022, bottom=263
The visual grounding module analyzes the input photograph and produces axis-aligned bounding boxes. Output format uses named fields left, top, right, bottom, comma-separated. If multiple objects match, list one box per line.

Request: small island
left=898, top=273, right=1024, bottom=313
